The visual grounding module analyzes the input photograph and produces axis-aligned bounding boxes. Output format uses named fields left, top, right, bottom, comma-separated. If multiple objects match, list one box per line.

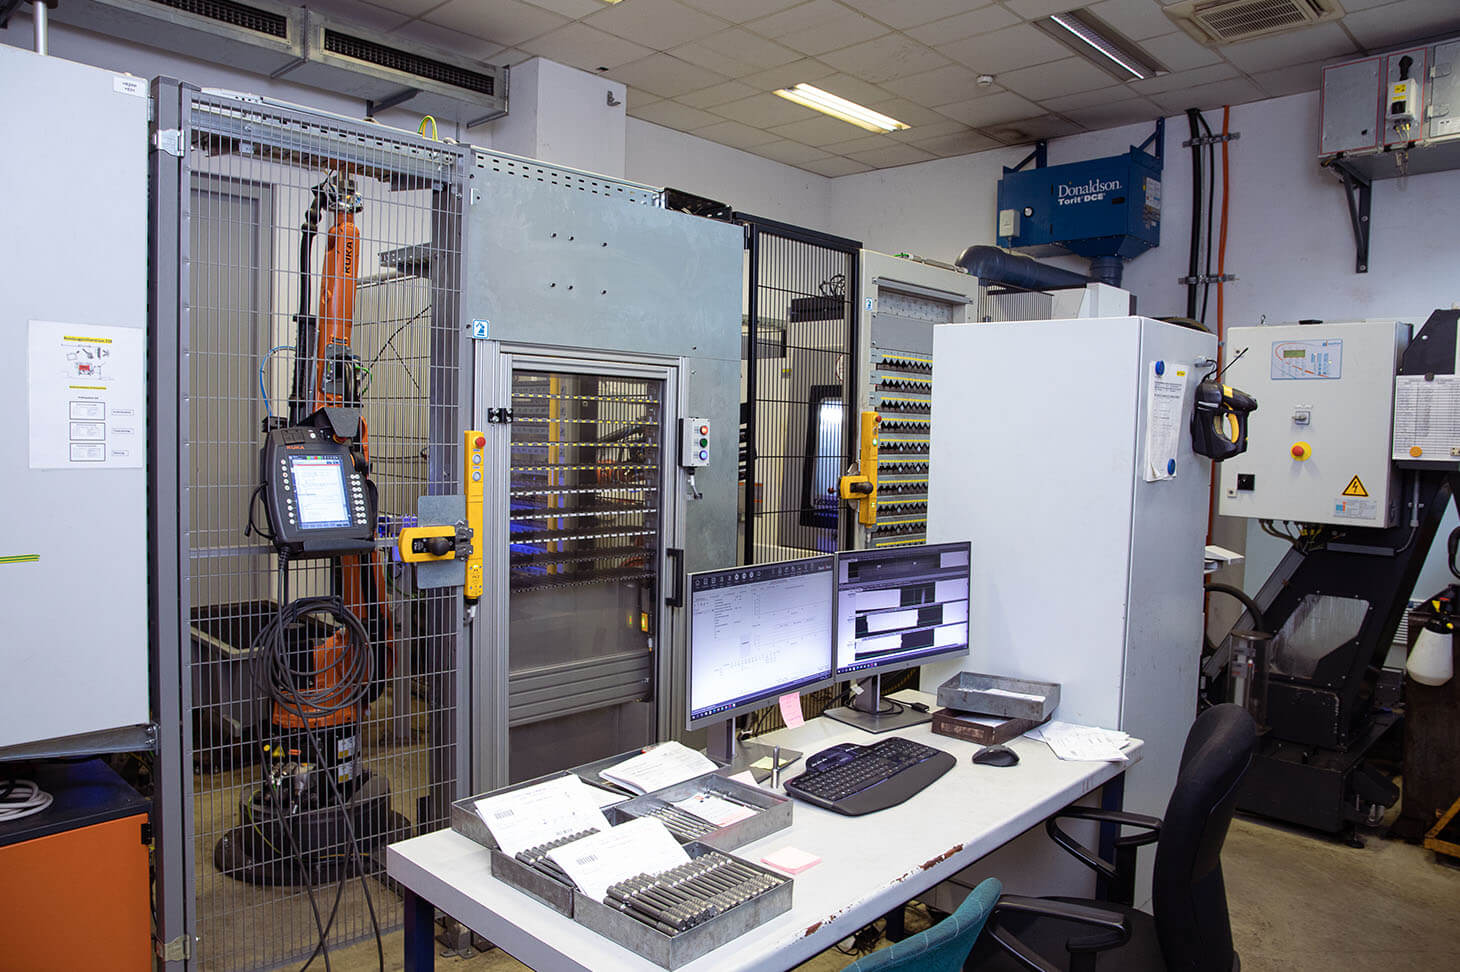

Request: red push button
left=474, top=435, right=486, bottom=448
left=1291, top=442, right=1311, bottom=461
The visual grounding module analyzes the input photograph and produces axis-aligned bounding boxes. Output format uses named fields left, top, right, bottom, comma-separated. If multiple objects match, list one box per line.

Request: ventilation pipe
left=955, top=245, right=1090, bottom=291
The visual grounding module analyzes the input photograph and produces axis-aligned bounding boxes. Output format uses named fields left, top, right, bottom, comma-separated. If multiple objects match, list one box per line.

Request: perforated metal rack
left=150, top=80, right=470, bottom=971
left=507, top=373, right=664, bottom=593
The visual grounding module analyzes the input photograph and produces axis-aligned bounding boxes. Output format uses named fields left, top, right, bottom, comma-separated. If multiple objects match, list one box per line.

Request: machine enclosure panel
left=925, top=316, right=1216, bottom=906
left=0, top=48, right=149, bottom=749
left=1218, top=321, right=1409, bottom=528
left=996, top=152, right=1161, bottom=259
left=464, top=164, right=742, bottom=788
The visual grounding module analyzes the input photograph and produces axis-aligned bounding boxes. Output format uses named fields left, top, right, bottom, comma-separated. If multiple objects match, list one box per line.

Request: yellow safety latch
left=397, top=524, right=462, bottom=563
left=464, top=429, right=485, bottom=601
left=838, top=411, right=881, bottom=527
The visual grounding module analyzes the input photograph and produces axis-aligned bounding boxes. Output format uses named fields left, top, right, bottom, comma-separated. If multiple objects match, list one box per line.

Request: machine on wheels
left=1211, top=311, right=1460, bottom=842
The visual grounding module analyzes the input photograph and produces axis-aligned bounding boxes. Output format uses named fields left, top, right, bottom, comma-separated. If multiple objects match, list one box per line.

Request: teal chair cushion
left=844, top=878, right=1003, bottom=972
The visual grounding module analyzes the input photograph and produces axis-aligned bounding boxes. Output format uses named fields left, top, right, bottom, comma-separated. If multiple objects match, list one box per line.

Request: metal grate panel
left=740, top=223, right=859, bottom=566
left=323, top=29, right=496, bottom=95
left=173, top=93, right=467, bottom=971
left=147, top=0, right=288, bottom=37
left=1191, top=0, right=1324, bottom=41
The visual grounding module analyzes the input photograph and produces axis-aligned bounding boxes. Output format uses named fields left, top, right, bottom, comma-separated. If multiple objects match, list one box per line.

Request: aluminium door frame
left=471, top=340, right=687, bottom=790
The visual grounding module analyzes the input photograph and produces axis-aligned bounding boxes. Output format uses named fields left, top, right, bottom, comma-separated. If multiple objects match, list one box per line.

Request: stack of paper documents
left=473, top=774, right=612, bottom=856
left=599, top=741, right=717, bottom=794
left=547, top=817, right=691, bottom=901
left=1026, top=722, right=1132, bottom=762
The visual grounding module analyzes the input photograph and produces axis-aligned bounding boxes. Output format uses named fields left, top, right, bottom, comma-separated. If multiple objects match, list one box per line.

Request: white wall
left=494, top=58, right=628, bottom=178
left=827, top=91, right=1460, bottom=608
left=625, top=117, right=831, bottom=230
left=829, top=92, right=1460, bottom=325
left=1, top=12, right=830, bottom=231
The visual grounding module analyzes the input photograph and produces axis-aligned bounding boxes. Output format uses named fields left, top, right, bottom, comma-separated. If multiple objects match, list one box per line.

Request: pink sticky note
left=762, top=847, right=820, bottom=874
left=779, top=692, right=805, bottom=729
left=727, top=770, right=757, bottom=786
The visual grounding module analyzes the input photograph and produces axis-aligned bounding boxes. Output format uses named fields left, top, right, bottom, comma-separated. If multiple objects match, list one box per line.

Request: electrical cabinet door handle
left=666, top=547, right=685, bottom=608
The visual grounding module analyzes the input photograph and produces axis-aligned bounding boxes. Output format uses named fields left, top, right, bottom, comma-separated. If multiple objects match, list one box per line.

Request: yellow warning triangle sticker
left=1342, top=475, right=1369, bottom=497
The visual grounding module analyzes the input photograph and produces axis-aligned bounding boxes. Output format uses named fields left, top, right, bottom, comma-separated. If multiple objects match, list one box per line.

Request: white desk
left=387, top=717, right=1142, bottom=972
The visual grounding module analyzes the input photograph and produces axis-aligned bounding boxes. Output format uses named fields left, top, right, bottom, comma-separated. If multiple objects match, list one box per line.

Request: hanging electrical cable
left=1197, top=111, right=1217, bottom=326
left=1217, top=105, right=1232, bottom=351
left=1185, top=109, right=1204, bottom=321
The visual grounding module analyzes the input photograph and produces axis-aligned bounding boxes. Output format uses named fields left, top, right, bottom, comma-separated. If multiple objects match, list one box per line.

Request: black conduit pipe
left=1185, top=108, right=1203, bottom=320
left=956, top=245, right=1091, bottom=291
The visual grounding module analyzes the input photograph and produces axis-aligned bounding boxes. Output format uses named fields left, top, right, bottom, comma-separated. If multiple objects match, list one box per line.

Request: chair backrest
left=845, top=877, right=1003, bottom=972
left=1152, top=703, right=1258, bottom=972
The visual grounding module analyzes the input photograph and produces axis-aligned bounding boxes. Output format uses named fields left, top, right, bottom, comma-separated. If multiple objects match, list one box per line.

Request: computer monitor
left=824, top=541, right=971, bottom=733
left=687, top=556, right=835, bottom=765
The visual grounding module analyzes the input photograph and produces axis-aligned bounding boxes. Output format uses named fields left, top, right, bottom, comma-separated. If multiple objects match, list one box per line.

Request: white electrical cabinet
left=924, top=316, right=1216, bottom=905
left=1218, top=321, right=1409, bottom=528
left=0, top=48, right=150, bottom=750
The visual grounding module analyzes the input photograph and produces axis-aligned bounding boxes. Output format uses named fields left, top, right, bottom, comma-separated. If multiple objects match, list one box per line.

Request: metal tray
left=488, top=847, right=576, bottom=916
left=607, top=773, right=791, bottom=852
left=936, top=672, right=1060, bottom=721
left=571, top=842, right=793, bottom=969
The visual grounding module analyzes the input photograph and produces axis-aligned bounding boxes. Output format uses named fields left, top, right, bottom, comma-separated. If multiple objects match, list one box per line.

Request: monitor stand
left=706, top=721, right=801, bottom=784
left=823, top=674, right=934, bottom=734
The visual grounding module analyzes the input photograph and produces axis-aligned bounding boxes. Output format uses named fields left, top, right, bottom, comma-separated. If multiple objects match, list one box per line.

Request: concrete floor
left=323, top=817, right=1460, bottom=972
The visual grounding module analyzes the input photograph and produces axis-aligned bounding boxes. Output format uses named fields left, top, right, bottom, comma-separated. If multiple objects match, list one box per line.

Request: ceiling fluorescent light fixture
left=774, top=83, right=909, bottom=133
left=1041, top=10, right=1161, bottom=81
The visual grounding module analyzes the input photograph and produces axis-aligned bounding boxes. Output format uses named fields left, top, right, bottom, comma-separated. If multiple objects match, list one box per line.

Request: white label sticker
left=1333, top=497, right=1378, bottom=520
left=28, top=321, right=145, bottom=469
left=470, top=319, right=490, bottom=340
left=113, top=75, right=147, bottom=97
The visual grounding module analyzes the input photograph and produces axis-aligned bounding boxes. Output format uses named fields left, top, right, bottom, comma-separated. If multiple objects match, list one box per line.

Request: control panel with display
left=260, top=425, right=377, bottom=556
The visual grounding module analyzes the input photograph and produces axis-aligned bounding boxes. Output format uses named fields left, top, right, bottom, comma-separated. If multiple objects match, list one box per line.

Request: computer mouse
left=807, top=743, right=866, bottom=773
left=972, top=745, right=1019, bottom=768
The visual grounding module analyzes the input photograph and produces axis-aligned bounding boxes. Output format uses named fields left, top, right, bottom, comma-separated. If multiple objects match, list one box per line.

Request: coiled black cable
left=255, top=590, right=373, bottom=720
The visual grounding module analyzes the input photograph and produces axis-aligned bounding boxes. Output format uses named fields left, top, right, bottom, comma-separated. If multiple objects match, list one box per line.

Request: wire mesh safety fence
left=175, top=93, right=465, bottom=971
left=736, top=219, right=859, bottom=732
left=740, top=221, right=860, bottom=568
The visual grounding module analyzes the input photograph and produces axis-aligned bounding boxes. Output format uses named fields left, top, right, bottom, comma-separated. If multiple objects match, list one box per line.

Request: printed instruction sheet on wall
left=28, top=320, right=144, bottom=469
left=1143, top=361, right=1186, bottom=482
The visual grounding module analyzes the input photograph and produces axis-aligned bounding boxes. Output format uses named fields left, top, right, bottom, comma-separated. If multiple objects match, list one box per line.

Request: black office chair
left=966, top=703, right=1258, bottom=972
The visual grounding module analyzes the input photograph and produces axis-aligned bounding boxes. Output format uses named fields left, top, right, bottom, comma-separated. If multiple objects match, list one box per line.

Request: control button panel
left=680, top=416, right=711, bottom=467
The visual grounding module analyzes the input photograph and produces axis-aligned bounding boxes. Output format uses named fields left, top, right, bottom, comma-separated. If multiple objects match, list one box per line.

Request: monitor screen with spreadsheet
left=687, top=556, right=835, bottom=728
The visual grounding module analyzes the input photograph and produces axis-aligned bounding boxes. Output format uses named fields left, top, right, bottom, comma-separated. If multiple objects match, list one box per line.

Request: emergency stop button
left=1291, top=442, right=1311, bottom=461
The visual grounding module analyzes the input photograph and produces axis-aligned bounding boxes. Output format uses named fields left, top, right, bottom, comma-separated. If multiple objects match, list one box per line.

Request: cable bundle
left=0, top=779, right=53, bottom=822
left=254, top=593, right=373, bottom=721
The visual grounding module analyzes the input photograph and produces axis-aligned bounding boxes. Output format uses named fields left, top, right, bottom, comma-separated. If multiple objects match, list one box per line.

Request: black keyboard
left=784, top=738, right=957, bottom=816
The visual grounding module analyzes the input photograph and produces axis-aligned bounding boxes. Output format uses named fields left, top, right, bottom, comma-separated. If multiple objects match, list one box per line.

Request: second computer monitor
left=687, top=556, right=835, bottom=736
left=834, top=541, right=971, bottom=677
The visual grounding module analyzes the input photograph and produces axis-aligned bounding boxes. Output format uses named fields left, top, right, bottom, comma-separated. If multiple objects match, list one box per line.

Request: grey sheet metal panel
left=463, top=159, right=742, bottom=579
left=0, top=46, right=149, bottom=750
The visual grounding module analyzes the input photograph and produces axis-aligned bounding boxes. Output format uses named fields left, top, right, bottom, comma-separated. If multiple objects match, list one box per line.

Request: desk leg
left=403, top=890, right=435, bottom=972
left=1095, top=773, right=1131, bottom=905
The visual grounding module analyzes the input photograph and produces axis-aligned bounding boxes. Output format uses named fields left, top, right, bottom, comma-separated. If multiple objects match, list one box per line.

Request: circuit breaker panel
left=1218, top=321, right=1410, bottom=528
left=854, top=252, right=978, bottom=549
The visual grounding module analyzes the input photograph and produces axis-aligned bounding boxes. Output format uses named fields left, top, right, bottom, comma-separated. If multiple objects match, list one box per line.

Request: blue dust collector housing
left=995, top=119, right=1163, bottom=287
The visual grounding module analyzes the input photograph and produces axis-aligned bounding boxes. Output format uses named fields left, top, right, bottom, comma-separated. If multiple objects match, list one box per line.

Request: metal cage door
left=477, top=348, right=682, bottom=787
